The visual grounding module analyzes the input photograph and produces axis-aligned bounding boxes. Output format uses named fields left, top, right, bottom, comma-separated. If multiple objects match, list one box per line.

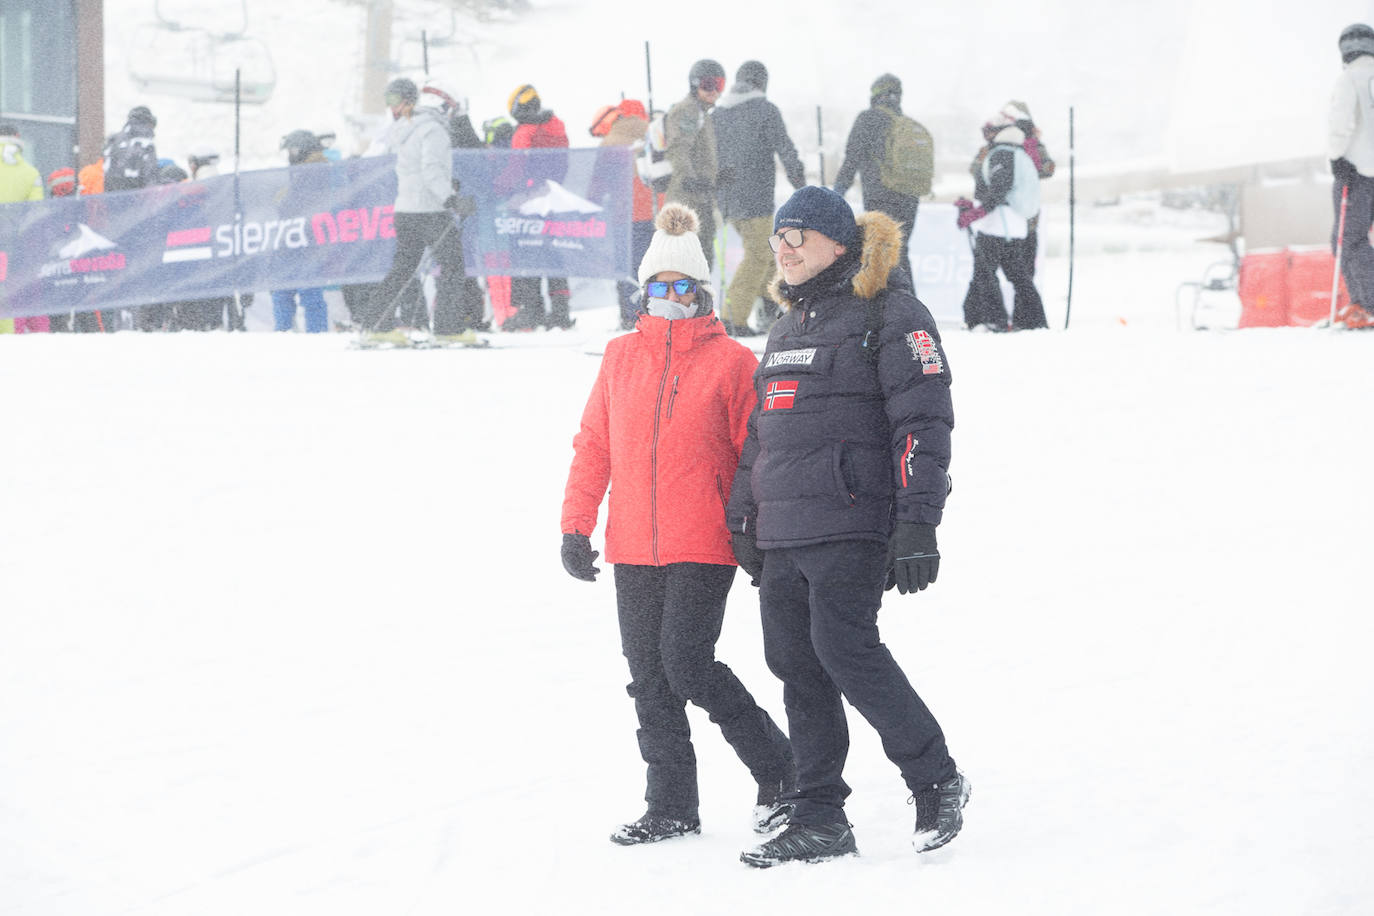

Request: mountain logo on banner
left=40, top=224, right=126, bottom=284
left=513, top=180, right=603, bottom=217
left=56, top=224, right=118, bottom=260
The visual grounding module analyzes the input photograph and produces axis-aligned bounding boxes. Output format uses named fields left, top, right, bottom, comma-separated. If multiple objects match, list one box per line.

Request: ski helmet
left=482, top=115, right=515, bottom=148
left=419, top=83, right=459, bottom=116
left=1339, top=23, right=1374, bottom=63
left=384, top=77, right=419, bottom=109
left=128, top=105, right=157, bottom=128
left=508, top=84, right=541, bottom=122
left=280, top=129, right=324, bottom=165
left=688, top=59, right=725, bottom=93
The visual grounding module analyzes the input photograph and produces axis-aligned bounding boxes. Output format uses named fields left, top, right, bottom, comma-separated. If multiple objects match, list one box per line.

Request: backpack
left=877, top=110, right=934, bottom=198
left=103, top=131, right=156, bottom=192
left=635, top=111, right=673, bottom=194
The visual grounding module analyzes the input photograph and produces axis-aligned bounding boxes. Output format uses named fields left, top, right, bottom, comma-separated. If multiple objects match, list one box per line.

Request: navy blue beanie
left=774, top=186, right=857, bottom=247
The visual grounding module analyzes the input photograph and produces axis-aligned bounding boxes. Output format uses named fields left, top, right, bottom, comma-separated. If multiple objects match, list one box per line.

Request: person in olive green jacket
left=664, top=59, right=724, bottom=267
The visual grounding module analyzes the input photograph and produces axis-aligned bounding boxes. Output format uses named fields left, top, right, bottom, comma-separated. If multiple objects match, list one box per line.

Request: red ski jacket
left=511, top=114, right=568, bottom=150
left=562, top=314, right=759, bottom=567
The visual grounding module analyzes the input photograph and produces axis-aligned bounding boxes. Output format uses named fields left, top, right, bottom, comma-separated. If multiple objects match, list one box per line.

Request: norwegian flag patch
left=763, top=380, right=799, bottom=410
left=905, top=330, right=944, bottom=375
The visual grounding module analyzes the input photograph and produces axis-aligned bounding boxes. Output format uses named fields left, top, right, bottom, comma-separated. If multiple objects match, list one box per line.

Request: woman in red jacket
left=561, top=203, right=794, bottom=846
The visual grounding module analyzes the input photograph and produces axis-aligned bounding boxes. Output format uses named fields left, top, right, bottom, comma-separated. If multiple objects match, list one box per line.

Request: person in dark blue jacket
left=713, top=60, right=806, bottom=337
left=727, top=186, right=968, bottom=867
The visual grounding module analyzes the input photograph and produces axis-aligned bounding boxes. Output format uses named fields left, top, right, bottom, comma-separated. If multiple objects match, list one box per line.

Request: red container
left=1236, top=250, right=1290, bottom=328
left=1286, top=247, right=1349, bottom=326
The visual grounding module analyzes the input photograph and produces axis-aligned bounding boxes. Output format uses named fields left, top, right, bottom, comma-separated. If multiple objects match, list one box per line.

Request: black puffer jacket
left=725, top=210, right=953, bottom=548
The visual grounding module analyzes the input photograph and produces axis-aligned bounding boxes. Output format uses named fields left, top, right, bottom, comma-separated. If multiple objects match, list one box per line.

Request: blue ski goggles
left=645, top=278, right=699, bottom=298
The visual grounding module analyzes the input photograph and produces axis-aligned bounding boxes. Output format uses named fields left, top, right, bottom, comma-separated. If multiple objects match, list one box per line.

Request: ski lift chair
left=127, top=23, right=276, bottom=105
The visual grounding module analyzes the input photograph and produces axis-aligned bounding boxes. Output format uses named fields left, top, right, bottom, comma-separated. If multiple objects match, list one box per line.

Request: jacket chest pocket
left=757, top=345, right=836, bottom=412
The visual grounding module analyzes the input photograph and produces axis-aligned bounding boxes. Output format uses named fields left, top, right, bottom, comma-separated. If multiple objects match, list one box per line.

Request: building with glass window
left=0, top=0, right=103, bottom=184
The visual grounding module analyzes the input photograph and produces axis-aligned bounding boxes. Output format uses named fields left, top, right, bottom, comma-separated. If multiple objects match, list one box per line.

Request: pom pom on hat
left=637, top=203, right=710, bottom=285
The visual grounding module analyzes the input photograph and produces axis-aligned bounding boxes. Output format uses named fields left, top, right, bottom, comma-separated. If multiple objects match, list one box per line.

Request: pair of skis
left=354, top=328, right=491, bottom=350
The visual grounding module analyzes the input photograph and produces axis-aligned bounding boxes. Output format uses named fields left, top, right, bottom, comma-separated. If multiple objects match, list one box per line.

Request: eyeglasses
left=384, top=92, right=407, bottom=108
left=698, top=77, right=725, bottom=93
left=645, top=278, right=699, bottom=298
left=768, top=228, right=807, bottom=252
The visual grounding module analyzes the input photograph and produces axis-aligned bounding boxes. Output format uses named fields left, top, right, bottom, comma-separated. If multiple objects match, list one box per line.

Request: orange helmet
left=589, top=104, right=620, bottom=138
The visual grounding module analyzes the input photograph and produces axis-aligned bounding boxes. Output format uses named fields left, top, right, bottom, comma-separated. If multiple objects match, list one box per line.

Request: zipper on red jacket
left=649, top=322, right=674, bottom=565
left=666, top=375, right=680, bottom=418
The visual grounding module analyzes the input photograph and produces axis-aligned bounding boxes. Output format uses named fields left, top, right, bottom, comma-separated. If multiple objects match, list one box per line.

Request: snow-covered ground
left=3, top=216, right=1372, bottom=914
left=3, top=2, right=1371, bottom=913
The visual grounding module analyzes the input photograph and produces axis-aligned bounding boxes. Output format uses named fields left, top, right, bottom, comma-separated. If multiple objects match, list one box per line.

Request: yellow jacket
left=0, top=137, right=43, bottom=204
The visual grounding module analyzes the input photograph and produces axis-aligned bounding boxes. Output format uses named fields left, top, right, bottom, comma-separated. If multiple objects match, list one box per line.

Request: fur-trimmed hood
left=768, top=209, right=904, bottom=310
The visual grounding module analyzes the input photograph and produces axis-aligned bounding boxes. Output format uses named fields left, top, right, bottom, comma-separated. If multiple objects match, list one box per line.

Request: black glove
left=561, top=533, right=600, bottom=582
left=732, top=532, right=765, bottom=587
left=1331, top=158, right=1359, bottom=185
left=443, top=194, right=476, bottom=216
left=886, top=522, right=939, bottom=595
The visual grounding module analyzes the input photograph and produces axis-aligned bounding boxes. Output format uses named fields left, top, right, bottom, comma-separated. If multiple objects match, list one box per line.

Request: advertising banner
left=0, top=148, right=633, bottom=320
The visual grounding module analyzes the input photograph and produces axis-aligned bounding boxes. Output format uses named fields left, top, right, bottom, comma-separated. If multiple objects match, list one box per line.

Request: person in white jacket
left=956, top=115, right=1047, bottom=331
left=1329, top=23, right=1374, bottom=325
left=365, top=77, right=470, bottom=332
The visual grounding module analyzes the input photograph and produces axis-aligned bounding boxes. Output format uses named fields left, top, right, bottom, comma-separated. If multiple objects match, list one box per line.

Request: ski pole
left=1065, top=105, right=1075, bottom=330
left=817, top=106, right=825, bottom=185
left=644, top=41, right=654, bottom=119
left=231, top=68, right=245, bottom=332
left=362, top=213, right=465, bottom=336
left=1329, top=182, right=1350, bottom=328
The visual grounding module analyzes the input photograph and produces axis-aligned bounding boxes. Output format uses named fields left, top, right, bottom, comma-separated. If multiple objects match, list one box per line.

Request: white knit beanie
left=637, top=203, right=710, bottom=286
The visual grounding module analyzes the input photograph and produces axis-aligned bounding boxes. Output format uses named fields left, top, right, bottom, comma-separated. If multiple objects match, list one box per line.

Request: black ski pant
left=615, top=562, right=793, bottom=821
left=1333, top=173, right=1374, bottom=309
left=759, top=539, right=954, bottom=827
left=365, top=210, right=466, bottom=332
left=865, top=193, right=919, bottom=294
left=506, top=276, right=570, bottom=329
left=962, top=231, right=1048, bottom=330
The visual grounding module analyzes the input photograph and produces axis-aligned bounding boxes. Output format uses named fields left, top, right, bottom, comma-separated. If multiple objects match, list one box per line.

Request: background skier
left=664, top=59, right=725, bottom=268
left=1329, top=22, right=1374, bottom=329
left=955, top=109, right=1049, bottom=331
left=503, top=83, right=574, bottom=331
left=364, top=78, right=469, bottom=334
left=713, top=60, right=806, bottom=337
left=832, top=74, right=933, bottom=291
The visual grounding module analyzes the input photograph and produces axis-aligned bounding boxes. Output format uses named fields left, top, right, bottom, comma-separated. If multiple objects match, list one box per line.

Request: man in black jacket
left=728, top=186, right=967, bottom=867
left=833, top=74, right=932, bottom=291
left=713, top=60, right=806, bottom=336
left=103, top=106, right=160, bottom=192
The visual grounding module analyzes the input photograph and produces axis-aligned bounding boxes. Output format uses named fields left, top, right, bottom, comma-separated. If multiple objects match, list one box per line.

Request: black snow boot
left=609, top=813, right=701, bottom=846
left=752, top=778, right=794, bottom=834
left=739, top=822, right=857, bottom=868
left=910, top=770, right=971, bottom=853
